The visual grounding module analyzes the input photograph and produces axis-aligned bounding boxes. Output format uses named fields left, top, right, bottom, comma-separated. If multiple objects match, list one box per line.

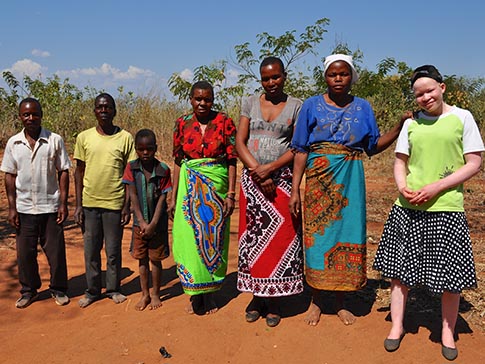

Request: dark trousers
left=83, top=208, right=123, bottom=298
left=16, top=213, right=68, bottom=295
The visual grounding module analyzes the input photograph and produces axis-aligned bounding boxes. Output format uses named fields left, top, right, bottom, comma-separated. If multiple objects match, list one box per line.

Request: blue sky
left=1, top=0, right=483, bottom=98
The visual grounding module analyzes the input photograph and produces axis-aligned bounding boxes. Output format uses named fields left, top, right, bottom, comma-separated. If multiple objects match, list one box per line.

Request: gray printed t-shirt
left=242, top=94, right=302, bottom=165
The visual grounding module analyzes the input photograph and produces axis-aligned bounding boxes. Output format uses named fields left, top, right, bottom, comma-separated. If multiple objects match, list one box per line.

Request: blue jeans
left=83, top=208, right=123, bottom=298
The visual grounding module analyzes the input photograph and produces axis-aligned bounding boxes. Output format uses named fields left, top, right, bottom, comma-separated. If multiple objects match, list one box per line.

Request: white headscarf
left=323, top=54, right=359, bottom=85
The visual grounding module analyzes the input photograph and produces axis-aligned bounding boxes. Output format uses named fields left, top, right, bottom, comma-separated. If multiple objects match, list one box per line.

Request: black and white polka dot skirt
left=373, top=205, right=477, bottom=295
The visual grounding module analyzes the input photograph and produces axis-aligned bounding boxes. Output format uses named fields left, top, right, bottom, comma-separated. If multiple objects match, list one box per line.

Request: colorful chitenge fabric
left=237, top=167, right=304, bottom=297
left=172, top=158, right=230, bottom=295
left=304, top=142, right=367, bottom=291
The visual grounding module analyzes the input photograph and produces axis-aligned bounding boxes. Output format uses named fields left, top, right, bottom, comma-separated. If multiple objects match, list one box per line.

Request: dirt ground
left=1, top=150, right=484, bottom=364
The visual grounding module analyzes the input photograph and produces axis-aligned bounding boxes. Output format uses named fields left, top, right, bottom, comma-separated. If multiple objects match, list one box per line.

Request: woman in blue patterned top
left=289, top=54, right=406, bottom=327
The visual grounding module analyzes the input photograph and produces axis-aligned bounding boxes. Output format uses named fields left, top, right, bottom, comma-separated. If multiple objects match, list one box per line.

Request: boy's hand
left=74, top=206, right=84, bottom=226
left=137, top=221, right=148, bottom=236
left=167, top=202, right=175, bottom=220
left=143, top=223, right=156, bottom=239
left=121, top=206, right=131, bottom=226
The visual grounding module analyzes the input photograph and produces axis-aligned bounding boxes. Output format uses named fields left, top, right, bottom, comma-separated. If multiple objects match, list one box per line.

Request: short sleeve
left=224, top=115, right=237, bottom=160
left=125, top=134, right=137, bottom=163
left=462, top=110, right=485, bottom=154
left=122, top=163, right=134, bottom=185
left=159, top=175, right=172, bottom=194
left=290, top=99, right=312, bottom=153
left=394, top=118, right=412, bottom=155
left=240, top=96, right=253, bottom=119
left=73, top=132, right=86, bottom=162
left=173, top=117, right=184, bottom=165
left=0, top=138, right=17, bottom=174
left=55, top=136, right=72, bottom=171
left=363, top=102, right=381, bottom=156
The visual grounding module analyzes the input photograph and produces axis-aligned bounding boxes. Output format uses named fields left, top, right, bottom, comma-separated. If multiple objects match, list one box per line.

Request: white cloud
left=4, top=59, right=46, bottom=78
left=32, top=49, right=51, bottom=58
left=0, top=60, right=169, bottom=97
left=56, top=63, right=155, bottom=81
left=226, top=68, right=240, bottom=85
left=174, top=67, right=240, bottom=87
left=52, top=63, right=168, bottom=96
left=179, top=68, right=193, bottom=81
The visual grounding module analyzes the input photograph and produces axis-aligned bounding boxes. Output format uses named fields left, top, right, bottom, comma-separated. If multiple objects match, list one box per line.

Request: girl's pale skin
left=387, top=76, right=482, bottom=350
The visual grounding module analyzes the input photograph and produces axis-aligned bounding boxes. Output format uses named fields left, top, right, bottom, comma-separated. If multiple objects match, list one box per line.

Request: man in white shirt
left=1, top=98, right=72, bottom=308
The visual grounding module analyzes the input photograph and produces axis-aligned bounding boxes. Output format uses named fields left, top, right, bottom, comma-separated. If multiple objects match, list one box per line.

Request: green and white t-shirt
left=395, top=106, right=484, bottom=212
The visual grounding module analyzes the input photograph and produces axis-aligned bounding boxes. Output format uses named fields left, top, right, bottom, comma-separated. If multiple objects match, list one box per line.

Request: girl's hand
left=408, top=183, right=440, bottom=206
left=138, top=221, right=149, bottom=236
left=399, top=186, right=417, bottom=203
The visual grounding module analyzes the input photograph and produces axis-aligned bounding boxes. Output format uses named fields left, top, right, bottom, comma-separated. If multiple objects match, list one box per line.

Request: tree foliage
left=1, top=19, right=483, bottom=150
left=168, top=18, right=330, bottom=118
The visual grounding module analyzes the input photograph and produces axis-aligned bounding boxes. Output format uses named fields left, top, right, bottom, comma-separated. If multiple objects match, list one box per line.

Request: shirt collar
left=13, top=127, right=50, bottom=144
left=131, top=158, right=168, bottom=178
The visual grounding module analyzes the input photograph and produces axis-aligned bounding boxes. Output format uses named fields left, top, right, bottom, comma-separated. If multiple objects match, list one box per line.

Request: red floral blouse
left=173, top=112, right=237, bottom=166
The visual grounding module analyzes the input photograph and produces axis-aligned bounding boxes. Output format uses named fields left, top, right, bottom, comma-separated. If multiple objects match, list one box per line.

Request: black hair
left=19, top=97, right=43, bottom=116
left=260, top=56, right=285, bottom=73
left=189, top=81, right=214, bottom=98
left=95, top=92, right=116, bottom=109
left=135, top=128, right=157, bottom=145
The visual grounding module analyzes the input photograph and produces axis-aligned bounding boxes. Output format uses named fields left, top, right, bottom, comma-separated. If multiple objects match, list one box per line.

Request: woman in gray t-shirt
left=235, top=56, right=303, bottom=327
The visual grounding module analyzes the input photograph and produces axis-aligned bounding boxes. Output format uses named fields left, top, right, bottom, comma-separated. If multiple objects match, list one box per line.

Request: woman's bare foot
left=337, top=309, right=356, bottom=325
left=185, top=295, right=203, bottom=314
left=185, top=301, right=194, bottom=314
left=304, top=302, right=321, bottom=326
left=135, top=295, right=151, bottom=311
left=149, top=294, right=162, bottom=310
left=204, top=293, right=218, bottom=315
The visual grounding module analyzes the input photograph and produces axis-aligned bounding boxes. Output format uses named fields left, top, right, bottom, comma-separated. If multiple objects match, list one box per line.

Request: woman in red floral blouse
left=170, top=80, right=237, bottom=315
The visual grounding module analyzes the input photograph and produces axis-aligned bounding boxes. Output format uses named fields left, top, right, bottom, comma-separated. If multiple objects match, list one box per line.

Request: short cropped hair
left=19, top=97, right=43, bottom=116
left=95, top=93, right=116, bottom=108
left=260, top=56, right=285, bottom=73
left=189, top=81, right=214, bottom=98
left=135, top=128, right=157, bottom=145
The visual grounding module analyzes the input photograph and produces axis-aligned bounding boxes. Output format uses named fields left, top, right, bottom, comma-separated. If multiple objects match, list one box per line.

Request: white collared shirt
left=1, top=127, right=72, bottom=214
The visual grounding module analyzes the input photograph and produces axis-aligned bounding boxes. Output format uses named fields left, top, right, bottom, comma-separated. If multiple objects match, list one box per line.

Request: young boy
left=122, top=129, right=172, bottom=310
left=1, top=98, right=71, bottom=308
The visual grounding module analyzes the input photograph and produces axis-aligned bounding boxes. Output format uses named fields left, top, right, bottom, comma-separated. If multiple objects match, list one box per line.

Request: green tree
left=168, top=18, right=330, bottom=118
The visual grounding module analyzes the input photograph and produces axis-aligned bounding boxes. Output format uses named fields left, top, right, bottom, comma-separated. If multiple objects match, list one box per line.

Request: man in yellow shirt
left=74, top=93, right=136, bottom=308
